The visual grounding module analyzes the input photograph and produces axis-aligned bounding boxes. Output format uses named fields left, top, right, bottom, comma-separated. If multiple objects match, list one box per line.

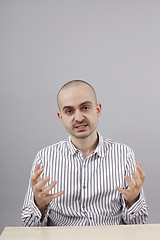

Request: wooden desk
left=1, top=224, right=160, bottom=240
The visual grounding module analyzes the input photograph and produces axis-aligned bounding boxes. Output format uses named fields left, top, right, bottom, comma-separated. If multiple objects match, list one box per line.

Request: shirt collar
left=67, top=136, right=78, bottom=156
left=66, top=132, right=109, bottom=157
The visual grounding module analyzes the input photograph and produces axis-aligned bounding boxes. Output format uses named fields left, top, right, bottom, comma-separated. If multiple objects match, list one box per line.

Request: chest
left=45, top=151, right=126, bottom=197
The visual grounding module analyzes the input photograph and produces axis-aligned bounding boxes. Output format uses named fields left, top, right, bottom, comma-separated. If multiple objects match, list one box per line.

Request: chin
left=75, top=134, right=89, bottom=139
left=72, top=130, right=93, bottom=139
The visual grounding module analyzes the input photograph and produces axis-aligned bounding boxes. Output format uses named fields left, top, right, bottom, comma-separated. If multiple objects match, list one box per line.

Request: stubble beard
left=69, top=124, right=97, bottom=139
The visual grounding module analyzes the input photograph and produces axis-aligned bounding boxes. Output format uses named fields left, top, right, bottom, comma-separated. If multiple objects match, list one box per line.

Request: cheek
left=62, top=116, right=73, bottom=125
left=93, top=110, right=100, bottom=118
left=88, top=113, right=99, bottom=123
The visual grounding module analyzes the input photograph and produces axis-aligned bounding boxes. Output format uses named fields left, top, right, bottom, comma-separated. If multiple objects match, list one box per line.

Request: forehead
left=58, top=84, right=96, bottom=109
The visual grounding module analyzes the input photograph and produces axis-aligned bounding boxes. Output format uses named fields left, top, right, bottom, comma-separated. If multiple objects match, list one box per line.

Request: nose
left=74, top=110, right=84, bottom=122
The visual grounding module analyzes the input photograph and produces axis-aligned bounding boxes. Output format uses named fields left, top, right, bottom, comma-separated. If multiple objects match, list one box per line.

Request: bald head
left=57, top=80, right=97, bottom=110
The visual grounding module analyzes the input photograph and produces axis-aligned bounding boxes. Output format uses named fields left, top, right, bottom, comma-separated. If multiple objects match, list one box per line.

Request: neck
left=70, top=131, right=99, bottom=158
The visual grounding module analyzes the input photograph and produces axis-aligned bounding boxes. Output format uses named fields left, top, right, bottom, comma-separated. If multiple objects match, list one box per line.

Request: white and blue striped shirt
left=21, top=133, right=148, bottom=226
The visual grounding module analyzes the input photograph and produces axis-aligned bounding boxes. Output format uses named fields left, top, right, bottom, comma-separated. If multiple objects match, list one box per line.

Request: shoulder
left=103, top=136, right=134, bottom=154
left=36, top=139, right=67, bottom=158
left=32, top=139, right=68, bottom=169
left=102, top=137, right=136, bottom=166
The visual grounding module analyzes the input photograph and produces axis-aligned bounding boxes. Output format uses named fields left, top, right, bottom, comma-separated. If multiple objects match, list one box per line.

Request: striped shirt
left=21, top=132, right=148, bottom=226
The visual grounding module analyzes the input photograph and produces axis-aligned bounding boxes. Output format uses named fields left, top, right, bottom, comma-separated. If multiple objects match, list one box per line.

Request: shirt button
left=83, top=186, right=86, bottom=189
left=82, top=205, right=85, bottom=209
left=90, top=217, right=92, bottom=220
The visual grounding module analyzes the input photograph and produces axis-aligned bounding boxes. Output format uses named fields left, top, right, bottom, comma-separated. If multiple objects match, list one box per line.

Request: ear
left=57, top=112, right=63, bottom=122
left=96, top=103, right=101, bottom=117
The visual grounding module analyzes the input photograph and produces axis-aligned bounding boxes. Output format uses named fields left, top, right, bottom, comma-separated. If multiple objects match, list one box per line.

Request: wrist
left=34, top=198, right=46, bottom=219
left=127, top=194, right=140, bottom=208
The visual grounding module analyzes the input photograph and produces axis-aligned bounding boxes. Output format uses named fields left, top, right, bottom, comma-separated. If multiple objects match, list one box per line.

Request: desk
left=0, top=224, right=160, bottom=240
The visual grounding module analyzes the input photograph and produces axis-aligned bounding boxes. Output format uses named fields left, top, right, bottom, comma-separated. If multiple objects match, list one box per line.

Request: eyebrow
left=62, top=101, right=93, bottom=111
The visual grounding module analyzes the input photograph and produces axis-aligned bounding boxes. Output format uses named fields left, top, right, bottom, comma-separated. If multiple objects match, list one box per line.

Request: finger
left=137, top=161, right=142, bottom=174
left=125, top=175, right=135, bottom=189
left=34, top=176, right=50, bottom=193
left=115, top=186, right=125, bottom=194
left=132, top=172, right=142, bottom=187
left=42, top=180, right=57, bottom=195
left=31, top=168, right=43, bottom=186
left=34, top=163, right=41, bottom=173
left=137, top=162, right=146, bottom=182
left=46, top=191, right=64, bottom=200
left=34, top=164, right=43, bottom=182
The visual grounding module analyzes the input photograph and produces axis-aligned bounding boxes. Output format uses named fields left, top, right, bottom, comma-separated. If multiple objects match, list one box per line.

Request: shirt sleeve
left=121, top=148, right=149, bottom=224
left=21, top=152, right=51, bottom=227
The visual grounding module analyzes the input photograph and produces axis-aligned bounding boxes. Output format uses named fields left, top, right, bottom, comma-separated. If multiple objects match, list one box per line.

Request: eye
left=83, top=106, right=90, bottom=110
left=65, top=109, right=73, bottom=114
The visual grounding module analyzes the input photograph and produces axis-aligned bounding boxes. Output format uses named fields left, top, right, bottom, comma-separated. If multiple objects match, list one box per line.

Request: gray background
left=0, top=0, right=160, bottom=234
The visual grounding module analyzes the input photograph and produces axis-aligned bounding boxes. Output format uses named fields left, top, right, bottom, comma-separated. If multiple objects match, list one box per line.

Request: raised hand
left=31, top=163, right=64, bottom=218
left=116, top=161, right=146, bottom=208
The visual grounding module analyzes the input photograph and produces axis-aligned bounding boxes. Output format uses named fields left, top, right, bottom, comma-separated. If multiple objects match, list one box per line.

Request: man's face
left=57, top=84, right=101, bottom=140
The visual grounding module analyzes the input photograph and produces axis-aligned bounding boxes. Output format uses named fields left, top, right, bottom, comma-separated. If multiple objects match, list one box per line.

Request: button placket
left=81, top=158, right=87, bottom=213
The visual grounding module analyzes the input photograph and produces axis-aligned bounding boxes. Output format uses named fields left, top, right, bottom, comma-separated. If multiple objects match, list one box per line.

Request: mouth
left=74, top=123, right=88, bottom=131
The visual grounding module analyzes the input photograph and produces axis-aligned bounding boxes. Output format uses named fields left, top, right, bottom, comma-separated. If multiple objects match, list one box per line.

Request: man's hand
left=116, top=161, right=146, bottom=208
left=31, top=164, right=64, bottom=219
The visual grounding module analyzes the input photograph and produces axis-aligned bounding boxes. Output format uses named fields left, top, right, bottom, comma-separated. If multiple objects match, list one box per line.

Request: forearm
left=21, top=181, right=49, bottom=226
left=21, top=199, right=49, bottom=226
left=122, top=192, right=149, bottom=224
left=34, top=197, right=46, bottom=222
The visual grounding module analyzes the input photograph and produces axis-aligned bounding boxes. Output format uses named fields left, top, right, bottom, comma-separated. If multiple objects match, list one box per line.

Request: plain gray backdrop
left=0, top=0, right=160, bottom=234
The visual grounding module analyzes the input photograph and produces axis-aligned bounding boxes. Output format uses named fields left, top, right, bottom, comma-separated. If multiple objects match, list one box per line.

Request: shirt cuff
left=127, top=194, right=146, bottom=218
left=30, top=199, right=42, bottom=219
left=29, top=199, right=51, bottom=225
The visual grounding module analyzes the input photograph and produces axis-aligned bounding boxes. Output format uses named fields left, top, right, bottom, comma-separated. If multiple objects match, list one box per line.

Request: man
left=21, top=80, right=148, bottom=226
